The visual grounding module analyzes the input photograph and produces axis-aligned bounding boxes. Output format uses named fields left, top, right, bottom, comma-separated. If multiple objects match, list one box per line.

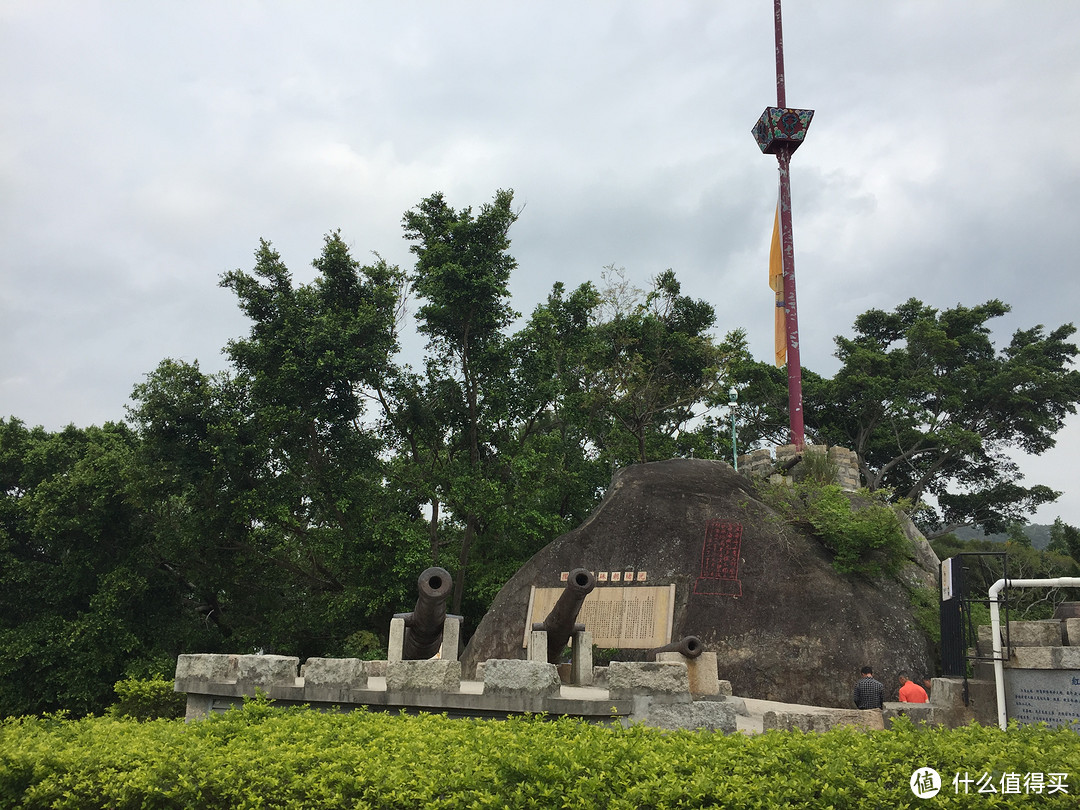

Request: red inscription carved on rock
left=694, top=520, right=743, bottom=596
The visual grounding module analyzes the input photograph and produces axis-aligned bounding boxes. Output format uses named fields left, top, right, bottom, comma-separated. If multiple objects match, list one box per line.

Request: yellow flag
left=770, top=204, right=785, bottom=367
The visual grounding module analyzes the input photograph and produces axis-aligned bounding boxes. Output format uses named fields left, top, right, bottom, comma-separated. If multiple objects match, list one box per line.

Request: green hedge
left=107, top=676, right=186, bottom=722
left=2, top=701, right=1079, bottom=808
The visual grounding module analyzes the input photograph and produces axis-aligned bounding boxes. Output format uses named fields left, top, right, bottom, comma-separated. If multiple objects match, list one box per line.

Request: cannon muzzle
left=532, top=568, right=596, bottom=664
left=396, top=566, right=453, bottom=660
left=646, top=635, right=703, bottom=661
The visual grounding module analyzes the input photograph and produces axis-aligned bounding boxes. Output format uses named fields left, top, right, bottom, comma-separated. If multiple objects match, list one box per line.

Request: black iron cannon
left=646, top=635, right=703, bottom=662
left=532, top=567, right=596, bottom=664
left=395, top=566, right=453, bottom=660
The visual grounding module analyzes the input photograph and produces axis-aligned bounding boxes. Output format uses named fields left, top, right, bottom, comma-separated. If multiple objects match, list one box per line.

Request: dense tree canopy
left=0, top=419, right=193, bottom=714
left=3, top=190, right=1079, bottom=716
left=806, top=298, right=1080, bottom=536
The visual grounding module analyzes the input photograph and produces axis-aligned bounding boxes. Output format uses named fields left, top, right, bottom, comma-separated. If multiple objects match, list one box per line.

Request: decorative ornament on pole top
left=752, top=108, right=814, bottom=156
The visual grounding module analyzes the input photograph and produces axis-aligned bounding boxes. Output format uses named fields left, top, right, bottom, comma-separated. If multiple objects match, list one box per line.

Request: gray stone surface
left=976, top=624, right=999, bottom=650
left=1064, top=618, right=1080, bottom=646
left=388, top=617, right=405, bottom=663
left=762, top=708, right=884, bottom=732
left=883, top=702, right=970, bottom=729
left=184, top=693, right=215, bottom=721
left=1005, top=667, right=1080, bottom=728
left=608, top=661, right=691, bottom=700
left=527, top=629, right=548, bottom=663
left=236, top=655, right=300, bottom=686
left=386, top=659, right=461, bottom=692
left=720, top=695, right=748, bottom=716
left=441, top=615, right=462, bottom=662
left=642, top=700, right=737, bottom=733
left=1009, top=620, right=1063, bottom=647
left=571, top=629, right=593, bottom=686
left=1012, top=646, right=1080, bottom=669
left=461, top=457, right=938, bottom=708
left=482, top=659, right=561, bottom=696
left=1011, top=647, right=1054, bottom=669
left=930, top=677, right=966, bottom=707
left=924, top=678, right=998, bottom=727
left=302, top=657, right=367, bottom=688
left=658, top=651, right=720, bottom=696
left=365, top=660, right=388, bottom=678
left=175, top=653, right=238, bottom=682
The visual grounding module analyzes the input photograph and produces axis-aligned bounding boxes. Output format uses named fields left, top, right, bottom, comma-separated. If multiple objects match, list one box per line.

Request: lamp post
left=728, top=386, right=739, bottom=470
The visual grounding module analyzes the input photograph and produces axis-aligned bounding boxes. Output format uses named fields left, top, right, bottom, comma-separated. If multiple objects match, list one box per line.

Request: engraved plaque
left=1005, top=669, right=1080, bottom=730
left=526, top=584, right=675, bottom=649
left=694, top=520, right=743, bottom=596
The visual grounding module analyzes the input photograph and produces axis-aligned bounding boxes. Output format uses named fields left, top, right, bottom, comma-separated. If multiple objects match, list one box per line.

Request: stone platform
left=174, top=654, right=741, bottom=733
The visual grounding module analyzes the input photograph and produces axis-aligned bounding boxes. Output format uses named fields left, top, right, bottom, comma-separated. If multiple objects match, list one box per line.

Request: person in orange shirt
left=898, top=671, right=929, bottom=703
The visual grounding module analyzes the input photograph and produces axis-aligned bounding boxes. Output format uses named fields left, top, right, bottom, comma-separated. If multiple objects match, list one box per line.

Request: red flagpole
left=773, top=0, right=805, bottom=448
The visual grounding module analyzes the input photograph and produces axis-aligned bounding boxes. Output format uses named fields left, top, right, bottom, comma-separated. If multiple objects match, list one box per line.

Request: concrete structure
left=878, top=616, right=1080, bottom=731
left=737, top=443, right=860, bottom=492
left=482, top=659, right=561, bottom=697
left=178, top=649, right=1042, bottom=734
left=657, top=651, right=721, bottom=697
left=175, top=651, right=744, bottom=732
left=882, top=677, right=997, bottom=730
left=994, top=617, right=1080, bottom=730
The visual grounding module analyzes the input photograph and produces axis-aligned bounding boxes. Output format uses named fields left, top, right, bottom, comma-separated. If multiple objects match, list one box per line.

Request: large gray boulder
left=462, top=458, right=936, bottom=708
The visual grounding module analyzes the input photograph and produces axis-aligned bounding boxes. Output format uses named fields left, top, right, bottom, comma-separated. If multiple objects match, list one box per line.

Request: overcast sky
left=3, top=1, right=1079, bottom=526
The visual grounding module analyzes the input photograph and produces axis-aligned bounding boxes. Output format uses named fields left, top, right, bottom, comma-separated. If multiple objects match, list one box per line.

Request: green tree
left=1048, top=517, right=1080, bottom=562
left=702, top=327, right=828, bottom=457
left=0, top=419, right=189, bottom=716
left=585, top=267, right=725, bottom=464
left=809, top=299, right=1080, bottom=536
left=1005, top=522, right=1033, bottom=547
left=129, top=233, right=422, bottom=660
left=397, top=189, right=520, bottom=614
left=931, top=531, right=1080, bottom=619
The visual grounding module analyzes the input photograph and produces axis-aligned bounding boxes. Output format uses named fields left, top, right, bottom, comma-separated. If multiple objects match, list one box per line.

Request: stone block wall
left=736, top=444, right=861, bottom=492
left=975, top=618, right=1080, bottom=729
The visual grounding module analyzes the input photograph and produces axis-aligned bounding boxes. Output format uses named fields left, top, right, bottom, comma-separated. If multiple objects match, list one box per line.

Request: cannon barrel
left=396, top=566, right=453, bottom=660
left=646, top=635, right=703, bottom=661
left=532, top=568, right=596, bottom=664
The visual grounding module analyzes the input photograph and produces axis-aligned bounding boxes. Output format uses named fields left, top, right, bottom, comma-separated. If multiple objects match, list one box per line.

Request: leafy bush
left=763, top=479, right=909, bottom=578
left=342, top=630, right=386, bottom=661
left=2, top=705, right=1079, bottom=808
left=795, top=448, right=838, bottom=485
left=909, top=584, right=942, bottom=647
left=107, top=676, right=185, bottom=721
left=805, top=485, right=909, bottom=577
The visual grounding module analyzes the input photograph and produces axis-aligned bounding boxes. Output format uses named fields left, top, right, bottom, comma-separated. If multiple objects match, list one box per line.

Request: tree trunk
left=452, top=513, right=476, bottom=615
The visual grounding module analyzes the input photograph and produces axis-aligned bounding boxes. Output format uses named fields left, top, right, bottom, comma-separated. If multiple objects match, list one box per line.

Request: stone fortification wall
left=979, top=616, right=1080, bottom=729
left=737, top=444, right=861, bottom=491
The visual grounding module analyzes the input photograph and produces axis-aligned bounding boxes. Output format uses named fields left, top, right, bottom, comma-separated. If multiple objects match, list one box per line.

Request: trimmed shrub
left=107, top=676, right=186, bottom=722
left=2, top=703, right=1079, bottom=808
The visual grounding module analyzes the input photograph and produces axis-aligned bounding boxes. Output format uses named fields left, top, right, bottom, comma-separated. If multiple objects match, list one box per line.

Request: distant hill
left=951, top=524, right=1052, bottom=551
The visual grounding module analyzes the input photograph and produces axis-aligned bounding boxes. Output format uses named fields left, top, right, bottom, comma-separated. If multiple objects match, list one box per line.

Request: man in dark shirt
left=853, top=665, right=885, bottom=709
